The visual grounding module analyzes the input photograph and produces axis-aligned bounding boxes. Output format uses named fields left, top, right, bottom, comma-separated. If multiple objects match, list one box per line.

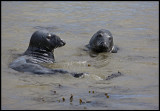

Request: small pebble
left=70, top=94, right=73, bottom=102
left=62, top=97, right=65, bottom=102
left=79, top=99, right=82, bottom=104
left=58, top=84, right=62, bottom=88
left=105, top=93, right=109, bottom=98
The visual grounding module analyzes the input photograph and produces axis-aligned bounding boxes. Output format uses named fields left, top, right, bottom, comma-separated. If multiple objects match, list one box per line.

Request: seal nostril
left=100, top=42, right=104, bottom=46
left=63, top=41, right=66, bottom=45
left=100, top=42, right=106, bottom=47
left=60, top=39, right=66, bottom=46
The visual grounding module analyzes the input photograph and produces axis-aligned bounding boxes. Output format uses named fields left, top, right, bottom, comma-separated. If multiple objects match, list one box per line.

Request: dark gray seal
left=9, top=30, right=84, bottom=78
left=86, top=29, right=118, bottom=53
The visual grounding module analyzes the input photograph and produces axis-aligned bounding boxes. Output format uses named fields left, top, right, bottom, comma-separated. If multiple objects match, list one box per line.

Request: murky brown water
left=2, top=1, right=159, bottom=110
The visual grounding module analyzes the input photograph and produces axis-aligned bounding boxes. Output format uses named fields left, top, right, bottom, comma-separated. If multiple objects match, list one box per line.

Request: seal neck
left=24, top=46, right=55, bottom=63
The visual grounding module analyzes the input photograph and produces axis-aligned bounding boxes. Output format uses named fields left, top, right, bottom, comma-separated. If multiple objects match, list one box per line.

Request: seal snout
left=100, top=42, right=108, bottom=48
left=60, top=39, right=66, bottom=46
left=98, top=42, right=109, bottom=52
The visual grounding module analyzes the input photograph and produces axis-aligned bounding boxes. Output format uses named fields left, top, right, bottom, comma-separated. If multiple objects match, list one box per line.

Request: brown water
left=1, top=1, right=159, bottom=110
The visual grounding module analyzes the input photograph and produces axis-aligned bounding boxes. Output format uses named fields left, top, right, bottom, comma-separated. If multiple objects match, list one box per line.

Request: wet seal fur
left=9, top=30, right=84, bottom=78
left=86, top=29, right=118, bottom=53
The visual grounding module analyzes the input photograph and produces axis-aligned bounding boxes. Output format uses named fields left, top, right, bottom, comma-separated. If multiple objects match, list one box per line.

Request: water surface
left=2, top=1, right=159, bottom=110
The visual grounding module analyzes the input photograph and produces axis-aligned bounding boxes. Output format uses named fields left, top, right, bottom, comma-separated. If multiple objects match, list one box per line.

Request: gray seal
left=9, top=30, right=84, bottom=78
left=86, top=29, right=118, bottom=53
left=24, top=30, right=66, bottom=63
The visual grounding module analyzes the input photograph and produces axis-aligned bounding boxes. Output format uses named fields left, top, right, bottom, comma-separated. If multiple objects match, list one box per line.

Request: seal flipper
left=84, top=44, right=98, bottom=57
left=106, top=71, right=122, bottom=80
left=85, top=44, right=90, bottom=49
left=111, top=45, right=119, bottom=53
left=50, top=69, right=86, bottom=78
left=34, top=69, right=85, bottom=78
left=83, top=44, right=90, bottom=51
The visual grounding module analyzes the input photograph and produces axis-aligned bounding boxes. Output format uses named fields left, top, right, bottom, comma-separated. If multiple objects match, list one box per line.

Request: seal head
left=24, top=30, right=66, bottom=63
left=89, top=29, right=114, bottom=52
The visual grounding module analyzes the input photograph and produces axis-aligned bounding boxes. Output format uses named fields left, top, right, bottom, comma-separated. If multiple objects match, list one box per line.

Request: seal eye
left=97, top=34, right=103, bottom=38
left=46, top=34, right=51, bottom=40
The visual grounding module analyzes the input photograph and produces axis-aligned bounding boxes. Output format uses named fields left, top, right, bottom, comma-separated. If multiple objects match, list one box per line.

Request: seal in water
left=86, top=29, right=118, bottom=53
left=9, top=30, right=84, bottom=78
